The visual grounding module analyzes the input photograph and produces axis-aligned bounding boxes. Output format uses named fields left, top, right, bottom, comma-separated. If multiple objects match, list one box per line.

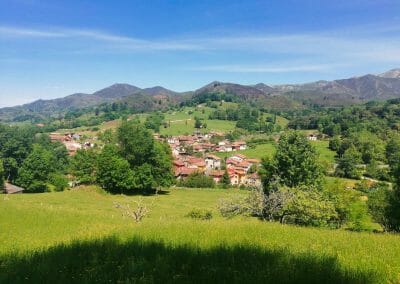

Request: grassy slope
left=1, top=188, right=399, bottom=283
left=212, top=140, right=336, bottom=164
left=58, top=103, right=289, bottom=137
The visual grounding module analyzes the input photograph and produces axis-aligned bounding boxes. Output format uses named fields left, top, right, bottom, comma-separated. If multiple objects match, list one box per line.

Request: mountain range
left=1, top=68, right=400, bottom=122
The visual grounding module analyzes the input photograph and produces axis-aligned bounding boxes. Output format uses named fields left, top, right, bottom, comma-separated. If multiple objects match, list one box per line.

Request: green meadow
left=1, top=187, right=400, bottom=283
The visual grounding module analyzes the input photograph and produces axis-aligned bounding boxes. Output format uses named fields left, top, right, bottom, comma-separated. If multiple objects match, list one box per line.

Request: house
left=3, top=182, right=24, bottom=194
left=230, top=154, right=247, bottom=162
left=174, top=167, right=198, bottom=180
left=236, top=160, right=252, bottom=172
left=232, top=141, right=247, bottom=151
left=228, top=168, right=246, bottom=185
left=186, top=156, right=206, bottom=171
left=209, top=170, right=225, bottom=183
left=307, top=134, right=318, bottom=141
left=205, top=154, right=222, bottom=170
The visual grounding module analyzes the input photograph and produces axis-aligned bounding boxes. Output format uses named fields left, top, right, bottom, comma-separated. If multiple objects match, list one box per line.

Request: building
left=174, top=167, right=198, bottom=180
left=232, top=141, right=247, bottom=151
left=205, top=154, right=222, bottom=170
left=230, top=154, right=247, bottom=162
left=209, top=170, right=225, bottom=183
left=307, top=134, right=318, bottom=141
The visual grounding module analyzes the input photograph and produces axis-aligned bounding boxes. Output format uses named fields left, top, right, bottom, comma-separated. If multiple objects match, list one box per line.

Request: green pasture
left=1, top=187, right=399, bottom=283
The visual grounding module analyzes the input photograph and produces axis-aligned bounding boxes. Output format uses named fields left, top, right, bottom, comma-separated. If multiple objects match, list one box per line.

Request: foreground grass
left=1, top=188, right=400, bottom=283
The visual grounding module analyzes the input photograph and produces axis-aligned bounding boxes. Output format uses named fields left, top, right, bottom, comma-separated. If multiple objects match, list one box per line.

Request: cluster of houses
left=173, top=153, right=261, bottom=188
left=166, top=132, right=261, bottom=188
left=162, top=132, right=248, bottom=157
left=49, top=133, right=94, bottom=155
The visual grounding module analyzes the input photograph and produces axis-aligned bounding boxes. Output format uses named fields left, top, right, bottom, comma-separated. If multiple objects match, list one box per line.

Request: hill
left=2, top=68, right=400, bottom=122
left=1, top=188, right=399, bottom=283
left=276, top=72, right=400, bottom=106
left=0, top=83, right=180, bottom=122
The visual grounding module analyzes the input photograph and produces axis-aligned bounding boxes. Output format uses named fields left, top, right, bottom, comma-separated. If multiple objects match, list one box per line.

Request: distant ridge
left=1, top=68, right=400, bottom=121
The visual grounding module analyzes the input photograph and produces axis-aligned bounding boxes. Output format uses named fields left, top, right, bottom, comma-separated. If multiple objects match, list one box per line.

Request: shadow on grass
left=0, top=237, right=380, bottom=284
left=112, top=189, right=171, bottom=196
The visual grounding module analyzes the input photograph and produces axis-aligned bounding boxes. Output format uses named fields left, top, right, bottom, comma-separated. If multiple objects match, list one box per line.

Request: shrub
left=185, top=209, right=213, bottom=220
left=218, top=196, right=248, bottom=218
left=178, top=172, right=215, bottom=188
left=49, top=173, right=69, bottom=192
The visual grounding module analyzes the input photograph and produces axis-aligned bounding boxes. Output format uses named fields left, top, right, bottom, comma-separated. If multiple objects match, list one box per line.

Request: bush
left=185, top=209, right=213, bottom=220
left=49, top=173, right=69, bottom=192
left=178, top=172, right=215, bottom=188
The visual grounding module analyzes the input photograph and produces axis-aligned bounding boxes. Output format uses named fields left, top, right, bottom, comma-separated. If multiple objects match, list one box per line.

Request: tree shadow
left=120, top=188, right=171, bottom=196
left=0, top=236, right=380, bottom=284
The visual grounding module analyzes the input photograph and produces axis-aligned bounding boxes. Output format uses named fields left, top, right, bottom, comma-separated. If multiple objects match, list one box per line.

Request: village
left=49, top=130, right=264, bottom=188
left=166, top=132, right=262, bottom=188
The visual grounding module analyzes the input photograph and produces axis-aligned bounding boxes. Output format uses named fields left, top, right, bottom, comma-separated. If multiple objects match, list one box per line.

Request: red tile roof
left=209, top=170, right=225, bottom=177
left=205, top=154, right=221, bottom=160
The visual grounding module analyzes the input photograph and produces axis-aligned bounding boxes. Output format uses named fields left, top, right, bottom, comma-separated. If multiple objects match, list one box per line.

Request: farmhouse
left=307, top=134, right=318, bottom=141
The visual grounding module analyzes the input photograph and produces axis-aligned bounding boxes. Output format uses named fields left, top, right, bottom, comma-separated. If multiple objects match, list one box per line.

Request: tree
left=96, top=145, right=135, bottom=193
left=384, top=160, right=400, bottom=232
left=259, top=131, right=323, bottom=192
left=179, top=172, right=215, bottom=188
left=220, top=170, right=231, bottom=188
left=329, top=136, right=341, bottom=151
left=118, top=120, right=154, bottom=167
left=194, top=117, right=202, bottom=129
left=367, top=184, right=391, bottom=230
left=16, top=144, right=55, bottom=192
left=117, top=120, right=173, bottom=191
left=0, top=158, right=4, bottom=190
left=335, top=145, right=362, bottom=179
left=70, top=148, right=97, bottom=184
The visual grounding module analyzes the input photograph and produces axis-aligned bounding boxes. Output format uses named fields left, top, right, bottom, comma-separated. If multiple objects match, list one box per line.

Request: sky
left=1, top=0, right=400, bottom=107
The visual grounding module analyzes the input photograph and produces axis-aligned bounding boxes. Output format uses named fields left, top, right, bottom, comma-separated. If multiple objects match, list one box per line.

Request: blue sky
left=1, top=0, right=400, bottom=107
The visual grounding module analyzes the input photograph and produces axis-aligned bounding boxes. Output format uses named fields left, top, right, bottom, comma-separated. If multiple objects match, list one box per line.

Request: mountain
left=275, top=72, right=400, bottom=106
left=191, top=81, right=300, bottom=110
left=2, top=68, right=400, bottom=122
left=253, top=83, right=276, bottom=93
left=194, top=81, right=267, bottom=100
left=0, top=83, right=178, bottom=122
left=93, top=83, right=141, bottom=99
left=378, top=68, right=400, bottom=79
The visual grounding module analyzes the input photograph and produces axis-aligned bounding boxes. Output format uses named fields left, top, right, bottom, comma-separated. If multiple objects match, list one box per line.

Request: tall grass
left=1, top=189, right=399, bottom=283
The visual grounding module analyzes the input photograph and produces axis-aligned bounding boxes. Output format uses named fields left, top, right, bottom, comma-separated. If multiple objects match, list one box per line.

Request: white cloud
left=0, top=25, right=400, bottom=63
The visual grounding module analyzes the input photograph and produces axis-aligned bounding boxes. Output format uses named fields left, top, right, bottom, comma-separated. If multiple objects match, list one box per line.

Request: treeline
left=0, top=121, right=174, bottom=194
left=208, top=105, right=281, bottom=133
left=0, top=124, right=69, bottom=192
left=255, top=132, right=400, bottom=232
left=71, top=121, right=174, bottom=193
left=287, top=100, right=400, bottom=181
left=287, top=99, right=400, bottom=136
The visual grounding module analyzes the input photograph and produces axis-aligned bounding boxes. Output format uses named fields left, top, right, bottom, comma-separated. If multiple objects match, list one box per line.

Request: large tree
left=259, top=131, right=323, bottom=192
left=16, top=144, right=55, bottom=192
left=96, top=144, right=135, bottom=193
left=335, top=145, right=362, bottom=179
left=70, top=148, right=98, bottom=184
left=116, top=120, right=174, bottom=191
left=0, top=158, right=4, bottom=190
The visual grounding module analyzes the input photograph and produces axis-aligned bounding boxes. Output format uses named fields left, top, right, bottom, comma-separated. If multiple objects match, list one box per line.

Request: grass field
left=1, top=187, right=400, bottom=283
left=212, top=140, right=336, bottom=165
